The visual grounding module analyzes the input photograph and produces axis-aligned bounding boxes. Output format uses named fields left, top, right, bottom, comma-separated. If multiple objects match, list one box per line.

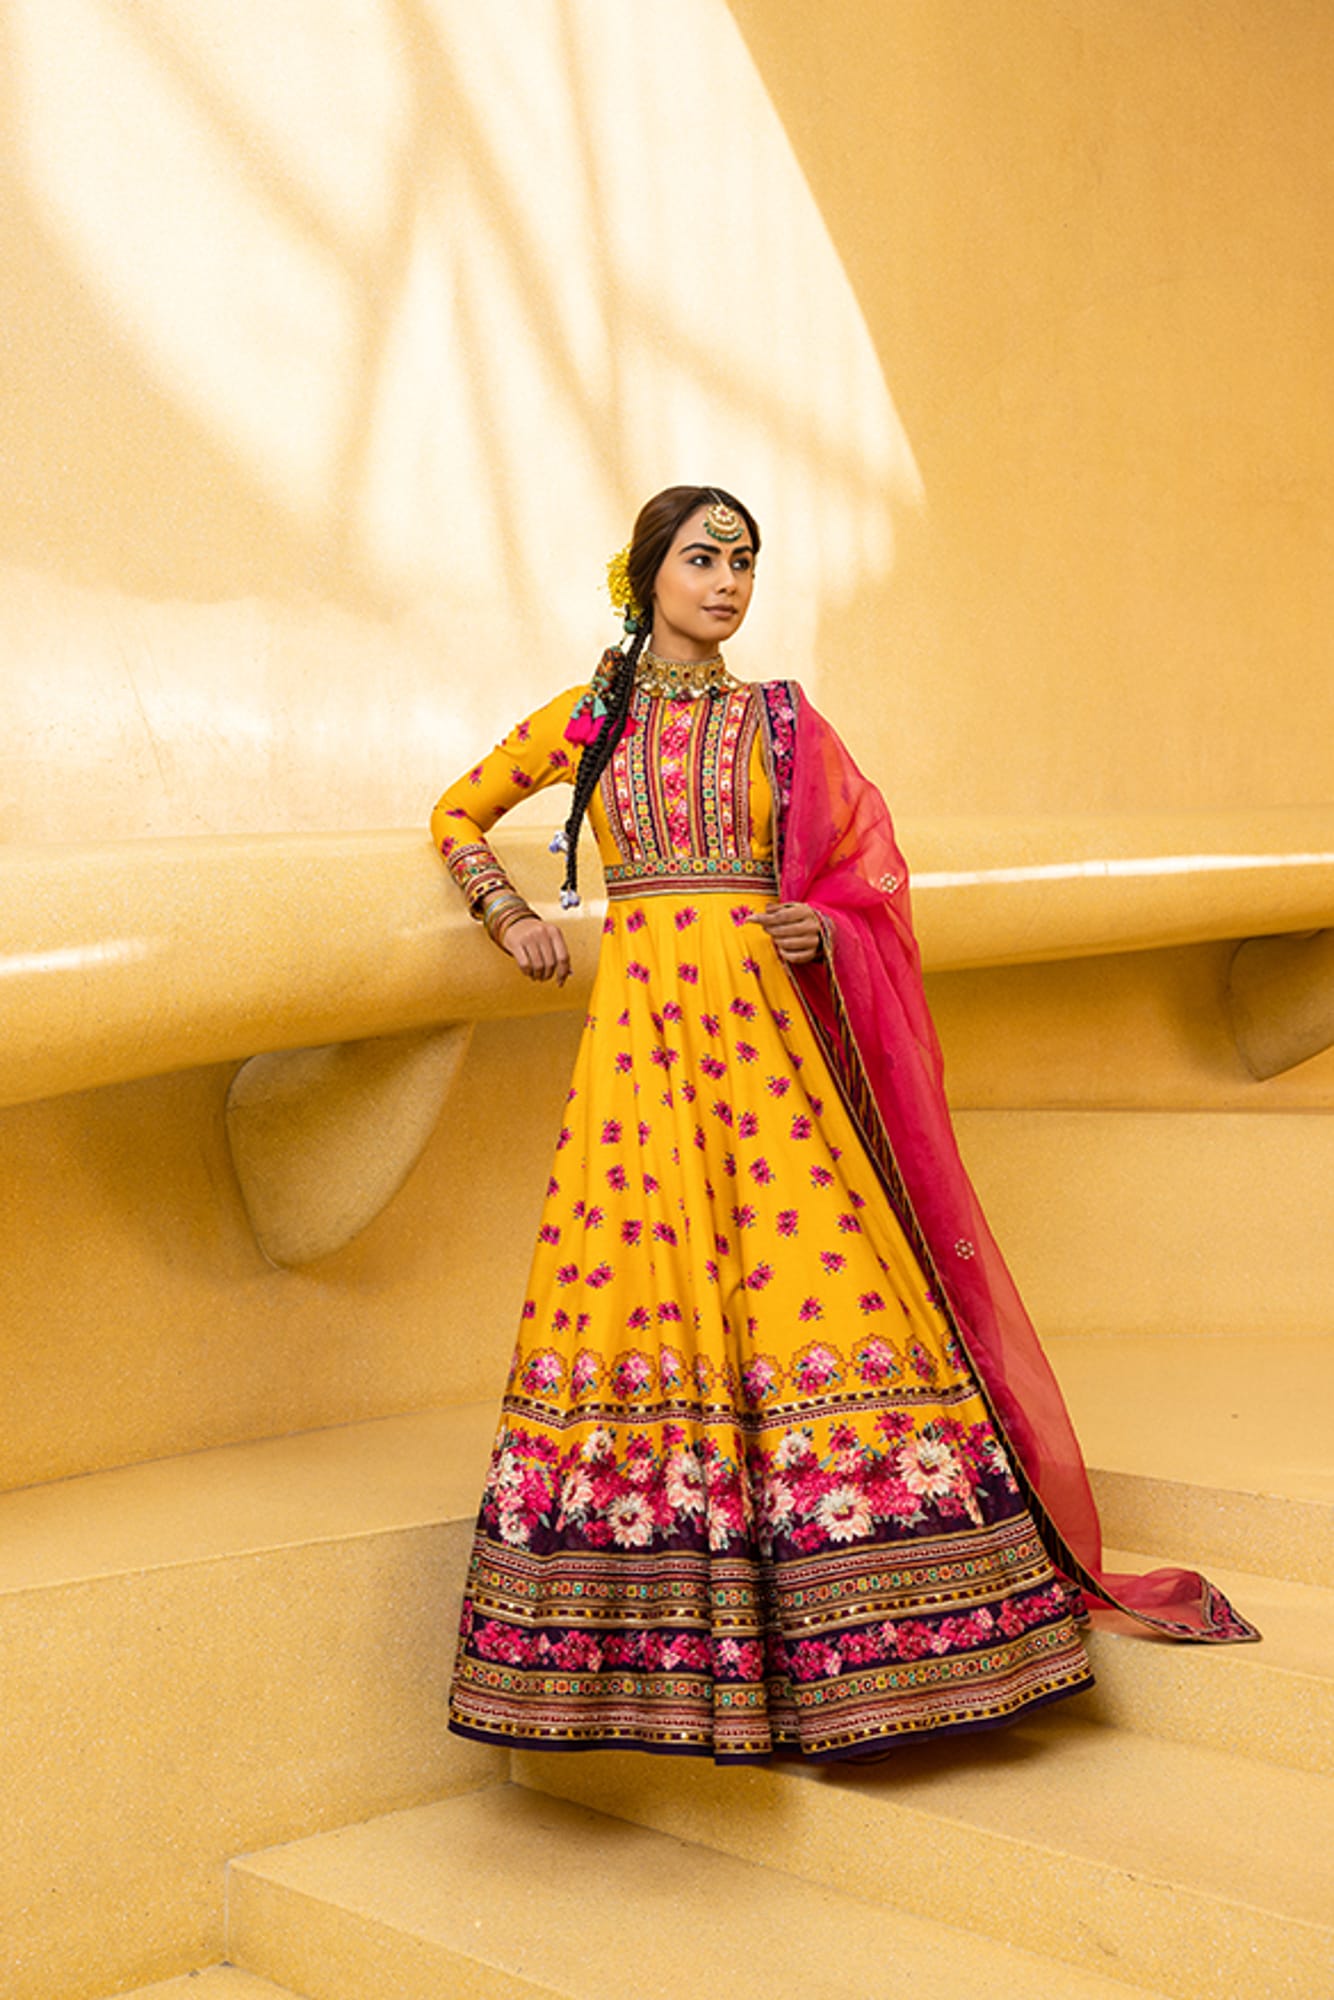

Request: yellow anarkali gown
left=432, top=673, right=1093, bottom=1762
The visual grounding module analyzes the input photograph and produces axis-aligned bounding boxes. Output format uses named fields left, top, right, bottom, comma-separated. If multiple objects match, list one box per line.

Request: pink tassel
left=564, top=711, right=602, bottom=746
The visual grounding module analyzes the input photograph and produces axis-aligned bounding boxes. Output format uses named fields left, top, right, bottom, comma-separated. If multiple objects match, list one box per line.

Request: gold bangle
left=482, top=892, right=535, bottom=943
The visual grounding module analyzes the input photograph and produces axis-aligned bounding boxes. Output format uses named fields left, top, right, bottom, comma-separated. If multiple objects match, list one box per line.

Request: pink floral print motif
left=853, top=1335, right=899, bottom=1384
left=520, top=1349, right=564, bottom=1396
left=908, top=1339, right=940, bottom=1384
left=792, top=1341, right=839, bottom=1390
left=571, top=1350, right=601, bottom=1396
left=608, top=1349, right=654, bottom=1398
left=742, top=1354, right=783, bottom=1405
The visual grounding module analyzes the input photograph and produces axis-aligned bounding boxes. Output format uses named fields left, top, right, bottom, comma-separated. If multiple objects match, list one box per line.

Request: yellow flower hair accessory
left=605, top=543, right=641, bottom=629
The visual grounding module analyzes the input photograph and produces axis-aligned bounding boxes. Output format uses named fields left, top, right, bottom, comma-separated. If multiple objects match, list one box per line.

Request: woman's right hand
left=502, top=916, right=572, bottom=986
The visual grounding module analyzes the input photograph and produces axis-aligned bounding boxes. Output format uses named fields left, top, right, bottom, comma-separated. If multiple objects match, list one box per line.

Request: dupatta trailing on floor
left=759, top=682, right=1257, bottom=1643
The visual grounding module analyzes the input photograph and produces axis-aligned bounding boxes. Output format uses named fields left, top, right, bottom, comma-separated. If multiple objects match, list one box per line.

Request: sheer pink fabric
left=778, top=693, right=1256, bottom=1642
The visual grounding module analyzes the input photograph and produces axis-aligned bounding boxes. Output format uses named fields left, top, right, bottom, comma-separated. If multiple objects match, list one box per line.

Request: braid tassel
left=558, top=627, right=646, bottom=907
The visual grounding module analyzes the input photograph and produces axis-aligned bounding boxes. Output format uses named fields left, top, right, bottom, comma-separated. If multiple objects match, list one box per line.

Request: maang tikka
left=702, top=498, right=744, bottom=543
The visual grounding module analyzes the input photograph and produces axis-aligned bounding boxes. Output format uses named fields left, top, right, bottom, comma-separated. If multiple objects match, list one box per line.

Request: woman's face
left=649, top=505, right=756, bottom=659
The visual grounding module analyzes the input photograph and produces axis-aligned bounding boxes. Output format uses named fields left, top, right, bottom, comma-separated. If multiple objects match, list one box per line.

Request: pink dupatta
left=763, top=683, right=1256, bottom=1643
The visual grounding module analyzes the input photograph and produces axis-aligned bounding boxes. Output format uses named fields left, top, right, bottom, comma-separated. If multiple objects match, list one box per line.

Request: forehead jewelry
left=702, top=498, right=744, bottom=543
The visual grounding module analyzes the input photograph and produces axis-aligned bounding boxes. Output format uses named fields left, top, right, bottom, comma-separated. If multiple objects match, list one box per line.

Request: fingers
left=751, top=902, right=822, bottom=965
left=751, top=901, right=810, bottom=933
left=508, top=919, right=571, bottom=984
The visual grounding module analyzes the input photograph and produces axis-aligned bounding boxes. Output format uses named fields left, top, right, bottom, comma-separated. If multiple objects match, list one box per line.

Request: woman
left=431, top=485, right=1255, bottom=1766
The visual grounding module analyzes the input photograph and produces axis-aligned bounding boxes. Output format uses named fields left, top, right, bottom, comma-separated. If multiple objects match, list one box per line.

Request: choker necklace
left=636, top=649, right=738, bottom=699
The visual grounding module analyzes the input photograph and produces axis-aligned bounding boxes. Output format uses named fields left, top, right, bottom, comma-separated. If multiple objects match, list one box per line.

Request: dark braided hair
left=557, top=485, right=761, bottom=906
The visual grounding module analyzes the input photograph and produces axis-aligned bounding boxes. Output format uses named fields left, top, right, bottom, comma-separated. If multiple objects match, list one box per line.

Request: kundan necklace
left=636, top=649, right=739, bottom=699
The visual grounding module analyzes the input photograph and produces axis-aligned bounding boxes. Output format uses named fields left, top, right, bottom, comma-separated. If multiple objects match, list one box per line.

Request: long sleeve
left=431, top=684, right=583, bottom=934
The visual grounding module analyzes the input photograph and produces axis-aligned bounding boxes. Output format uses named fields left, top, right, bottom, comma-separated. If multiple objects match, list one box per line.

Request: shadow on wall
left=0, top=0, right=920, bottom=840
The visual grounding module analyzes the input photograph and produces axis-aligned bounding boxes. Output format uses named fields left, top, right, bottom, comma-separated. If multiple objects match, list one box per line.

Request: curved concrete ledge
left=1227, top=928, right=1334, bottom=1080
left=3, top=808, right=1334, bottom=1109
left=226, top=1023, right=476, bottom=1267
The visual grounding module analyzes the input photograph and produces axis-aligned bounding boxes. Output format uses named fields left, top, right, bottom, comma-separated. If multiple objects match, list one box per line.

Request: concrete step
left=228, top=1784, right=1173, bottom=2000
left=1072, top=1553, right=1334, bottom=1775
left=0, top=1405, right=502, bottom=2000
left=8, top=1341, right=1327, bottom=2000
left=106, top=1972, right=304, bottom=2000
left=1049, top=1332, right=1334, bottom=1588
left=516, top=1718, right=1334, bottom=2000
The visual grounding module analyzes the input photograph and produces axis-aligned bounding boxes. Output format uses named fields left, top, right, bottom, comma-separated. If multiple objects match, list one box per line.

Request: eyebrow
left=678, top=540, right=754, bottom=556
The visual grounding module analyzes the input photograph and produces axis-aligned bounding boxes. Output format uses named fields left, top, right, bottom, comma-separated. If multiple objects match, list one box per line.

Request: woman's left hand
left=750, top=901, right=824, bottom=966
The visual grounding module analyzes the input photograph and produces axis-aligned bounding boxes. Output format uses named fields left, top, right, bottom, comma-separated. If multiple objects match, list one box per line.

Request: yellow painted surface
left=1, top=6, right=1331, bottom=1996
left=0, top=1408, right=502, bottom=2000
left=928, top=944, right=1334, bottom=1111
left=227, top=1787, right=1176, bottom=2000
left=5, top=947, right=1333, bottom=1491
left=0, top=0, right=913, bottom=843
left=225, top=1023, right=475, bottom=1267
left=729, top=0, right=1334, bottom=819
left=956, top=1108, right=1334, bottom=1338
left=0, top=1015, right=572, bottom=1492
left=518, top=1728, right=1332, bottom=2000
left=7, top=814, right=1334, bottom=1113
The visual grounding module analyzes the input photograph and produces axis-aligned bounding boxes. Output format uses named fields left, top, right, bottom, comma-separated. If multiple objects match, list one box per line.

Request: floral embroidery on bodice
left=592, top=686, right=774, bottom=891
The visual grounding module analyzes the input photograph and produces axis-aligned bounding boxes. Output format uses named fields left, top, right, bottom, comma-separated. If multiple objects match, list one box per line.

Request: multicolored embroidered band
left=604, top=858, right=778, bottom=901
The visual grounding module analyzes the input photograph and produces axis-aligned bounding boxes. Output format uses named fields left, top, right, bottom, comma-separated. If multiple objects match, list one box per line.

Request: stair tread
left=232, top=1784, right=1172, bottom=2000
left=0, top=1405, right=495, bottom=1591
left=520, top=1715, right=1332, bottom=1932
left=108, top=1970, right=302, bottom=1999
left=1047, top=1331, right=1333, bottom=1505
left=797, top=1714, right=1330, bottom=1924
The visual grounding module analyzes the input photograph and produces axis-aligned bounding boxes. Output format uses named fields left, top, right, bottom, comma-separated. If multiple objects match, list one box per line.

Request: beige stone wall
left=2, top=0, right=1330, bottom=1500
left=730, top=0, right=1334, bottom=815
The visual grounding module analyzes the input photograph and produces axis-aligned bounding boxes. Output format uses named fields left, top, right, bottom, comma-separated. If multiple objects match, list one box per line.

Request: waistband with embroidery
left=604, top=857, right=778, bottom=901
